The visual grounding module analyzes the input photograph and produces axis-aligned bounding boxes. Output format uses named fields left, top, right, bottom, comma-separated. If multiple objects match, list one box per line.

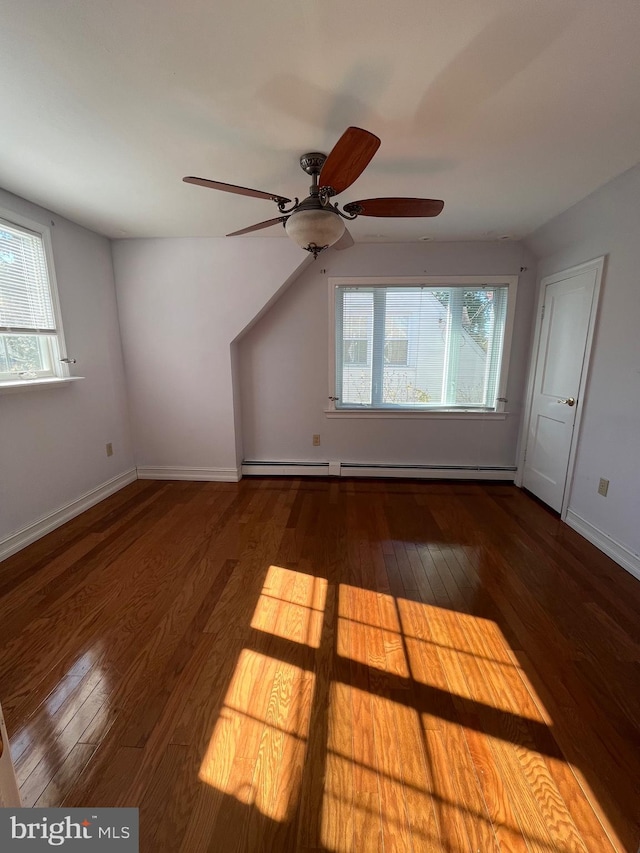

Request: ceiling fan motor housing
left=285, top=152, right=345, bottom=256
left=299, top=153, right=327, bottom=176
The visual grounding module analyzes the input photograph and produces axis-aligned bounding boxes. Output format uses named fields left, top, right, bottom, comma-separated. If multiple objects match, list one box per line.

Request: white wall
left=526, top=163, right=640, bottom=569
left=112, top=238, right=308, bottom=477
left=0, top=189, right=134, bottom=547
left=239, top=241, right=536, bottom=470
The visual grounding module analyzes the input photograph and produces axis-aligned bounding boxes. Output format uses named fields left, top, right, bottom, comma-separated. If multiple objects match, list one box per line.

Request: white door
left=522, top=259, right=603, bottom=513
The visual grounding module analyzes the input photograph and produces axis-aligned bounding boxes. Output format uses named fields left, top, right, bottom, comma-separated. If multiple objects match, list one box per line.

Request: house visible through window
left=384, top=315, right=410, bottom=366
left=342, top=312, right=370, bottom=366
left=333, top=278, right=515, bottom=411
left=344, top=339, right=368, bottom=365
left=0, top=215, right=66, bottom=383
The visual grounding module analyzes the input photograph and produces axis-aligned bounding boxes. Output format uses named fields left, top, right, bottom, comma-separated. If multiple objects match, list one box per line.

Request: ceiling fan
left=183, top=127, right=444, bottom=259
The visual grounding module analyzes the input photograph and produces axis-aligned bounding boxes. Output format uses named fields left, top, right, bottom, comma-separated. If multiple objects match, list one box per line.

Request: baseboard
left=0, top=468, right=138, bottom=563
left=340, top=465, right=516, bottom=480
left=242, top=463, right=330, bottom=477
left=565, top=509, right=640, bottom=581
left=137, top=466, right=241, bottom=482
left=242, top=461, right=516, bottom=481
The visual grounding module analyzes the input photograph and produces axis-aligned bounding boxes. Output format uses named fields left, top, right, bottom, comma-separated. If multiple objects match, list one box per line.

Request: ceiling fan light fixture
left=285, top=208, right=345, bottom=257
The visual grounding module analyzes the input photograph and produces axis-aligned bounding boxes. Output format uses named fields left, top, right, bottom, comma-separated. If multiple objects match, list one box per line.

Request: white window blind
left=0, top=214, right=66, bottom=382
left=335, top=284, right=509, bottom=410
left=0, top=219, right=56, bottom=333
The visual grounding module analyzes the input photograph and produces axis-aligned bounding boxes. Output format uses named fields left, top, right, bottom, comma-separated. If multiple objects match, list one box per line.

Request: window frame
left=0, top=207, right=70, bottom=385
left=328, top=275, right=518, bottom=417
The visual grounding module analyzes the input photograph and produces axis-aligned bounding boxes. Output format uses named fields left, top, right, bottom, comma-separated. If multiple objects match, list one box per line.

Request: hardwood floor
left=0, top=478, right=639, bottom=852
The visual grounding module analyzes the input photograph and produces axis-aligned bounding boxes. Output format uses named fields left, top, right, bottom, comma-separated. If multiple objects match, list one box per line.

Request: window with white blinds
left=0, top=215, right=63, bottom=382
left=332, top=278, right=516, bottom=412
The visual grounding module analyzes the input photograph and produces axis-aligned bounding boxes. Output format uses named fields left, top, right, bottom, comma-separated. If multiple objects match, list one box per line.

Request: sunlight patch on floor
left=337, top=584, right=549, bottom=723
left=321, top=683, right=439, bottom=853
left=251, top=565, right=327, bottom=648
left=200, top=567, right=324, bottom=821
left=199, top=648, right=315, bottom=821
left=199, top=570, right=560, bottom=841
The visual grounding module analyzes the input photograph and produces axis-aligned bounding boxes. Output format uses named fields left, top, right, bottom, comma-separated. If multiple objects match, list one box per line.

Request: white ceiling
left=2, top=0, right=640, bottom=242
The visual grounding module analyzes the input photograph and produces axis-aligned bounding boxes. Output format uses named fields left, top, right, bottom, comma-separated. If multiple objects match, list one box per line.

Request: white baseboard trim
left=137, top=466, right=240, bottom=482
left=0, top=468, right=138, bottom=563
left=340, top=465, right=516, bottom=480
left=242, top=461, right=516, bottom=481
left=243, top=463, right=330, bottom=477
left=565, top=509, right=640, bottom=581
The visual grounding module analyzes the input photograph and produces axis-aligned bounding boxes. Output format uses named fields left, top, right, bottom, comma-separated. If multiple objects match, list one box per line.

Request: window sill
left=0, top=376, right=85, bottom=394
left=324, top=408, right=509, bottom=420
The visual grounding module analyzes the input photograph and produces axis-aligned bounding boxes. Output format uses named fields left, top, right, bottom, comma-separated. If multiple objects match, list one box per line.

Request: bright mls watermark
left=0, top=809, right=138, bottom=850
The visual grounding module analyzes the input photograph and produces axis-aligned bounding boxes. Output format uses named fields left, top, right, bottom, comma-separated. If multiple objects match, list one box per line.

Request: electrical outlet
left=312, top=434, right=321, bottom=446
left=597, top=477, right=609, bottom=497
left=106, top=442, right=114, bottom=457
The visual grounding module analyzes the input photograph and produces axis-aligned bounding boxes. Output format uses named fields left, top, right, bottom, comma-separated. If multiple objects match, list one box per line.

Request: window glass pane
left=381, top=289, right=445, bottom=405
left=0, top=333, right=53, bottom=377
left=0, top=220, right=56, bottom=331
left=338, top=292, right=373, bottom=405
left=385, top=315, right=409, bottom=339
left=462, top=289, right=496, bottom=352
left=343, top=339, right=368, bottom=365
left=384, top=314, right=409, bottom=365
left=451, top=289, right=499, bottom=405
left=343, top=314, right=369, bottom=338
left=384, top=340, right=408, bottom=365
left=336, top=284, right=508, bottom=410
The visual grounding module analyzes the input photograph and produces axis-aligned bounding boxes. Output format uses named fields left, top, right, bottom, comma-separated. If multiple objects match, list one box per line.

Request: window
left=384, top=315, right=410, bottom=366
left=0, top=213, right=67, bottom=384
left=343, top=311, right=370, bottom=366
left=331, top=277, right=517, bottom=412
left=344, top=339, right=368, bottom=365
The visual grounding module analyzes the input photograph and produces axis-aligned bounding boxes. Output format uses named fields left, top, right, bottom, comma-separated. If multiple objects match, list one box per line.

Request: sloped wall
left=112, top=237, right=308, bottom=477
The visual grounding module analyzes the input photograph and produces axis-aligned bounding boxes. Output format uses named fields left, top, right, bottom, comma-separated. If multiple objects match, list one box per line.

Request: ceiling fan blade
left=344, top=197, right=444, bottom=217
left=319, top=127, right=381, bottom=195
left=183, top=176, right=290, bottom=204
left=226, top=216, right=287, bottom=236
left=333, top=227, right=355, bottom=251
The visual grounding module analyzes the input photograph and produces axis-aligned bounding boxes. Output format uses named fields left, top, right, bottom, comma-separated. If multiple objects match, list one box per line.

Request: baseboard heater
left=242, top=461, right=517, bottom=481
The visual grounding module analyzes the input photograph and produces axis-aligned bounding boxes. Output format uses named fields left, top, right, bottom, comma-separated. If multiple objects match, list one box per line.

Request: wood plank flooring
left=1, top=478, right=639, bottom=852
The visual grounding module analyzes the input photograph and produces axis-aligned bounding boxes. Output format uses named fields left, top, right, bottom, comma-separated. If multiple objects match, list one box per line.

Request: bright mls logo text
left=0, top=809, right=139, bottom=849
left=11, top=815, right=131, bottom=846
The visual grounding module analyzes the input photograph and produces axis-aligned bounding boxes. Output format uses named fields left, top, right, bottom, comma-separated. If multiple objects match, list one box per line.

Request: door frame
left=516, top=256, right=605, bottom=519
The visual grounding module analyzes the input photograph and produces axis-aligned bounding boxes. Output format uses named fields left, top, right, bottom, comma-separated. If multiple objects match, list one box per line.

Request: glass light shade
left=285, top=208, right=345, bottom=251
